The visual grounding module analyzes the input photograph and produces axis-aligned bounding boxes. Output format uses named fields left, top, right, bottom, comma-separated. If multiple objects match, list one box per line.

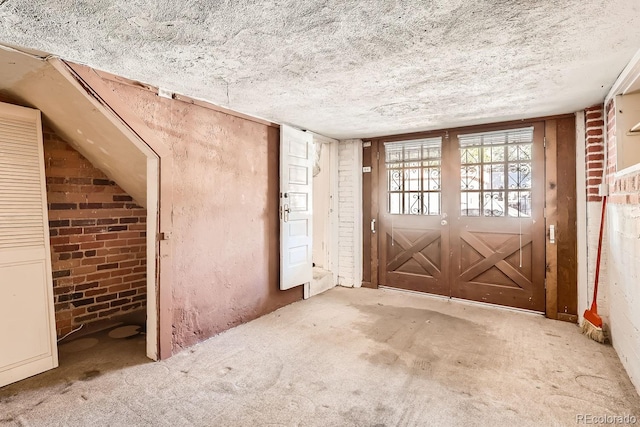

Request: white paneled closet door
left=0, top=102, right=58, bottom=388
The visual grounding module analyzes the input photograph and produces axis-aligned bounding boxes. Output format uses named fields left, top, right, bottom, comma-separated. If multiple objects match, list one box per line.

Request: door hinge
left=543, top=136, right=546, bottom=148
left=376, top=151, right=380, bottom=160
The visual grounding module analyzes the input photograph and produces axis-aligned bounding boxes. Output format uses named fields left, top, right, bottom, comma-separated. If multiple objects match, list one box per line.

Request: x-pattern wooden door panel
left=458, top=231, right=533, bottom=288
left=381, top=222, right=448, bottom=296
left=387, top=229, right=441, bottom=278
left=453, top=227, right=544, bottom=311
left=378, top=123, right=546, bottom=312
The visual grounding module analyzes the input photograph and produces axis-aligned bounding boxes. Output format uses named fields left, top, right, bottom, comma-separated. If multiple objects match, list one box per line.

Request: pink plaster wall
left=96, top=79, right=302, bottom=352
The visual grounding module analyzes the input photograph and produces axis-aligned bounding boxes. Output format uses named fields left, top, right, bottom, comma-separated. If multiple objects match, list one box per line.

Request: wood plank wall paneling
left=371, top=140, right=379, bottom=288
left=362, top=140, right=380, bottom=289
left=362, top=142, right=372, bottom=287
left=545, top=120, right=559, bottom=319
left=555, top=116, right=578, bottom=321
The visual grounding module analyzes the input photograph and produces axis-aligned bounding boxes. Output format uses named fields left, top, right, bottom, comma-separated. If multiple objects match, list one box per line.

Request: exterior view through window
left=459, top=127, right=533, bottom=218
left=384, top=137, right=442, bottom=216
left=384, top=127, right=533, bottom=218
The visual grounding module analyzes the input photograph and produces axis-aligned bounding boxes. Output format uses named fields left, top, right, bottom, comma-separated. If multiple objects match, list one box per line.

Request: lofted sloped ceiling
left=1, top=1, right=640, bottom=139
left=0, top=46, right=148, bottom=206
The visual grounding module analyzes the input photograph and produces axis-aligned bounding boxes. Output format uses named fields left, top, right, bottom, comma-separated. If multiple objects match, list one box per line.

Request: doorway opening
left=44, top=126, right=150, bottom=357
left=310, top=134, right=338, bottom=297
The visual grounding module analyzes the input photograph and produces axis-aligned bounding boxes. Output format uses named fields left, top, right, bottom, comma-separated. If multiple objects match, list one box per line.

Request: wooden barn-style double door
left=377, top=123, right=546, bottom=311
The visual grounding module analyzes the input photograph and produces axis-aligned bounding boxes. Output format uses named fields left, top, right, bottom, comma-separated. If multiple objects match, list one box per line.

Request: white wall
left=337, top=139, right=362, bottom=287
left=606, top=202, right=640, bottom=392
left=602, top=50, right=640, bottom=394
left=586, top=201, right=610, bottom=324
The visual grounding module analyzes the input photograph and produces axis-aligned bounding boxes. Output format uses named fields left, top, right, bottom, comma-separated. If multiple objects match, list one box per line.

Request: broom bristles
left=581, top=319, right=606, bottom=343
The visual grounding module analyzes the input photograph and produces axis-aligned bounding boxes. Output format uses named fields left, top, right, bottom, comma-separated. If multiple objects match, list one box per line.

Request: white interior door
left=0, top=102, right=58, bottom=388
left=280, top=125, right=313, bottom=290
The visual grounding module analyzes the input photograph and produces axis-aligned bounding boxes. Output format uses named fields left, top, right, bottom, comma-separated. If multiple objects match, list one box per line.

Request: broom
left=581, top=195, right=607, bottom=343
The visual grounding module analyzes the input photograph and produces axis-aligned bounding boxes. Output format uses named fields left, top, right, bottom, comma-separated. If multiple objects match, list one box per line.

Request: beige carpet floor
left=1, top=287, right=639, bottom=426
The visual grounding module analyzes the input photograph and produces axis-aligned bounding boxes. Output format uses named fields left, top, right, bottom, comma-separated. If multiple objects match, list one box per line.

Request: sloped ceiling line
left=0, top=45, right=148, bottom=206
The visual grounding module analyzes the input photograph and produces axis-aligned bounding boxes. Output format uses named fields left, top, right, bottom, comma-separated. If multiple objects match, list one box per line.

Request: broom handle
left=591, top=195, right=607, bottom=311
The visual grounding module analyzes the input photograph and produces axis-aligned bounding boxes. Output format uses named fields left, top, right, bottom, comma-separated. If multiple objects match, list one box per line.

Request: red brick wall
left=585, top=105, right=605, bottom=201
left=43, top=127, right=147, bottom=337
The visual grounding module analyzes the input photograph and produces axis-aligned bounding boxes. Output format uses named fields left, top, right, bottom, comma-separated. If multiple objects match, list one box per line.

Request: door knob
left=441, top=219, right=448, bottom=226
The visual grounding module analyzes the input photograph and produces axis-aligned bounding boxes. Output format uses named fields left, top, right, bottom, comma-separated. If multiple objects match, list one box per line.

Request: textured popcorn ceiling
left=1, top=0, right=640, bottom=138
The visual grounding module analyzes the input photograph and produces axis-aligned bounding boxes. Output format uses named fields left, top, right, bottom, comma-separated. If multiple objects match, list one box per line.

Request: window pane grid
left=459, top=127, right=533, bottom=218
left=385, top=138, right=442, bottom=215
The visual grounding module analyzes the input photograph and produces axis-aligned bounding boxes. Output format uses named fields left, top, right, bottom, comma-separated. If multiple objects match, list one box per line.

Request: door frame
left=363, top=115, right=578, bottom=321
left=309, top=132, right=340, bottom=286
left=0, top=42, right=169, bottom=362
left=52, top=59, right=170, bottom=359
